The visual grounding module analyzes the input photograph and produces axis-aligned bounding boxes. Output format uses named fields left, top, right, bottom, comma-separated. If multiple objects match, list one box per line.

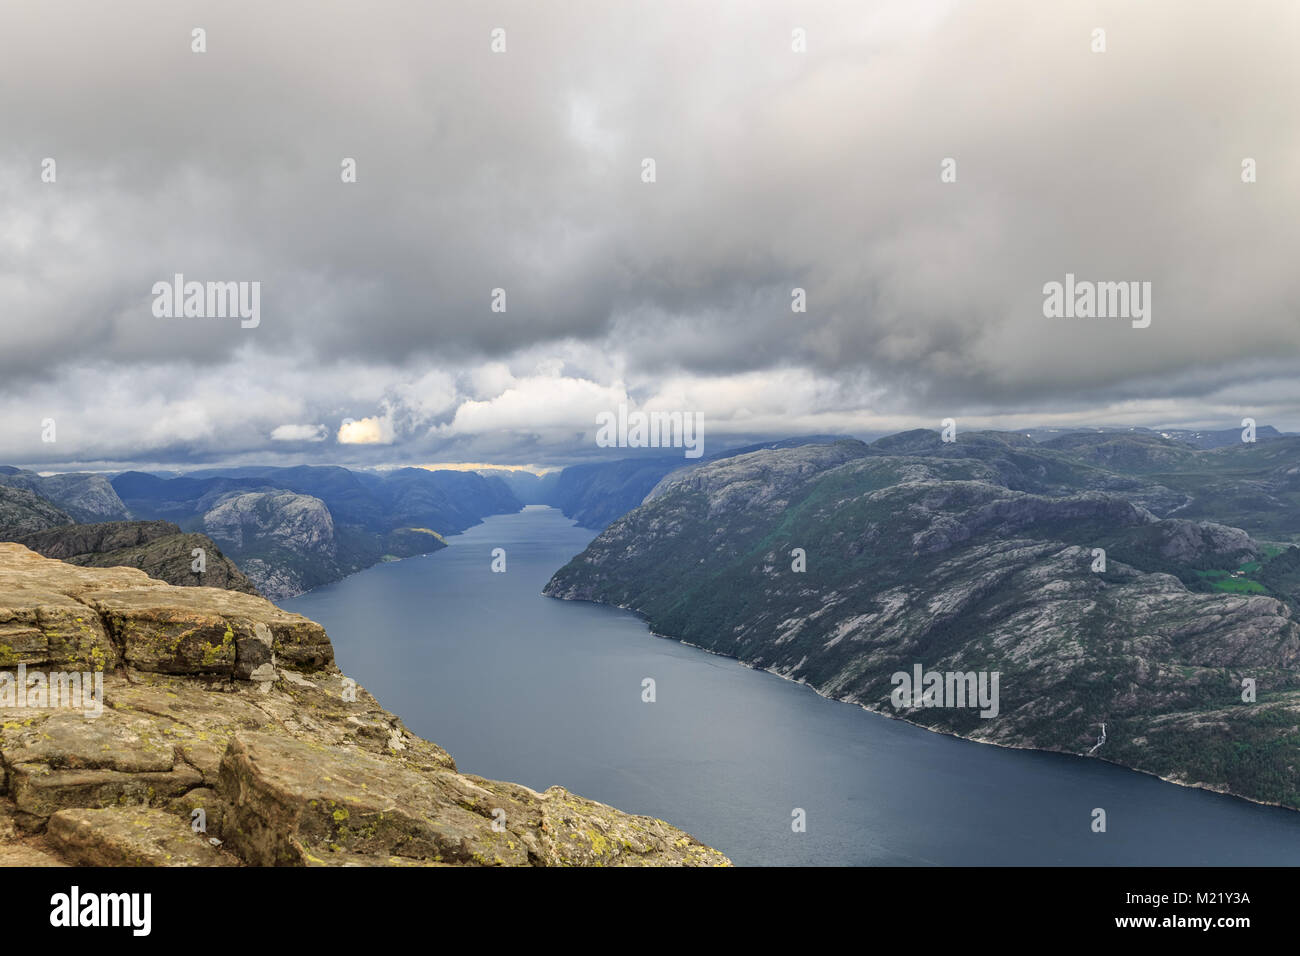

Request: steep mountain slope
left=378, top=468, right=520, bottom=530
left=477, top=469, right=562, bottom=505
left=112, top=466, right=517, bottom=597
left=546, top=435, right=1300, bottom=809
left=550, top=457, right=689, bottom=530
left=0, top=486, right=72, bottom=536
left=0, top=470, right=130, bottom=523
left=549, top=436, right=852, bottom=530
left=201, top=491, right=345, bottom=599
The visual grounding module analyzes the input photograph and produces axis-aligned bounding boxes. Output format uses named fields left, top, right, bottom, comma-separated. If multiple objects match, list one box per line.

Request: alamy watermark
left=0, top=664, right=104, bottom=718
left=595, top=404, right=703, bottom=458
left=1042, top=273, right=1151, bottom=328
left=152, top=274, right=260, bottom=328
left=890, top=663, right=1000, bottom=718
left=50, top=886, right=150, bottom=936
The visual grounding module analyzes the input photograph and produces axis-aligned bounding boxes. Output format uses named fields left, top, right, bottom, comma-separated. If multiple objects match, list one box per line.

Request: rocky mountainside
left=378, top=468, right=521, bottom=530
left=548, top=436, right=851, bottom=530
left=112, top=466, right=521, bottom=535
left=476, top=468, right=562, bottom=505
left=0, top=543, right=726, bottom=867
left=1, top=463, right=507, bottom=601
left=195, top=489, right=449, bottom=600
left=12, top=520, right=260, bottom=596
left=0, top=486, right=72, bottom=537
left=1021, top=424, right=1288, bottom=449
left=0, top=469, right=131, bottom=523
left=546, top=433, right=1300, bottom=809
left=200, top=491, right=344, bottom=599
left=550, top=457, right=689, bottom=529
left=203, top=491, right=336, bottom=554
left=112, top=466, right=513, bottom=597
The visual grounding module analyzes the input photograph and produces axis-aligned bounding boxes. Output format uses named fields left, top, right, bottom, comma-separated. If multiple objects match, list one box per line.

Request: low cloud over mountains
left=3, top=0, right=1297, bottom=469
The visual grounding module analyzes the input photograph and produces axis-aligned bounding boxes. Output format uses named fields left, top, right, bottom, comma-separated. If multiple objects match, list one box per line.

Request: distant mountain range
left=1017, top=424, right=1290, bottom=450
left=546, top=429, right=1300, bottom=811
left=109, top=467, right=520, bottom=598
left=516, top=435, right=851, bottom=530
left=514, top=428, right=1294, bottom=532
left=1, top=423, right=1292, bottom=602
left=0, top=465, right=521, bottom=599
left=0, top=466, right=131, bottom=523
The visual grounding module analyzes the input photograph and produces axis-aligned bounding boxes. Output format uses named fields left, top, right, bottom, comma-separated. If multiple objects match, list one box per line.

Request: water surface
left=285, top=505, right=1300, bottom=865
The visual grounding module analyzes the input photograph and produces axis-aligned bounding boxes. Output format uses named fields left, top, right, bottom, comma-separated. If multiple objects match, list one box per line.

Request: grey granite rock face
left=0, top=472, right=130, bottom=524
left=0, top=486, right=72, bottom=537
left=201, top=491, right=338, bottom=599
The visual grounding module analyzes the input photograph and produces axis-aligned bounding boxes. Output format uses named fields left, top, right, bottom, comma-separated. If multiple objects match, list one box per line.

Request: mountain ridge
left=545, top=430, right=1300, bottom=809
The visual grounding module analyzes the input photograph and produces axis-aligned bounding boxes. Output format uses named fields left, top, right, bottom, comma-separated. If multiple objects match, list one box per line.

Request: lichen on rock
left=0, top=543, right=728, bottom=867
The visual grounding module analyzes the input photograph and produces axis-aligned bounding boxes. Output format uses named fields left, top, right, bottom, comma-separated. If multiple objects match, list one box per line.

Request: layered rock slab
left=0, top=543, right=727, bottom=866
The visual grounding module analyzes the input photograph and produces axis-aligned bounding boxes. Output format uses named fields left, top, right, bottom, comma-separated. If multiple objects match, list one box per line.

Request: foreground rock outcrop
left=0, top=543, right=727, bottom=867
left=13, top=520, right=261, bottom=597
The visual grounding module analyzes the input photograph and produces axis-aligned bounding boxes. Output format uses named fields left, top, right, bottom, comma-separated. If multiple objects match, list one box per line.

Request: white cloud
left=338, top=414, right=395, bottom=445
left=271, top=423, right=327, bottom=442
left=439, top=375, right=627, bottom=437
left=388, top=370, right=458, bottom=425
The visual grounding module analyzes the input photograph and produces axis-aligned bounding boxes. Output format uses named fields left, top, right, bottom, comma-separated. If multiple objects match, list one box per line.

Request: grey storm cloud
left=1, top=0, right=1298, bottom=468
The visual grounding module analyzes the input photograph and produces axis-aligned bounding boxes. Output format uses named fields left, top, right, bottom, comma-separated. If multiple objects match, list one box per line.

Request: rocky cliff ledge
left=13, top=520, right=261, bottom=597
left=0, top=543, right=727, bottom=867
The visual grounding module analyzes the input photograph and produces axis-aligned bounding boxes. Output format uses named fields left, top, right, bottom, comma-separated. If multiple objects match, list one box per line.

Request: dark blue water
left=284, top=505, right=1300, bottom=865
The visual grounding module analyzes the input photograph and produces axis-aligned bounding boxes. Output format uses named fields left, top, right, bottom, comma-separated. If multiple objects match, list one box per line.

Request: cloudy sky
left=2, top=0, right=1297, bottom=472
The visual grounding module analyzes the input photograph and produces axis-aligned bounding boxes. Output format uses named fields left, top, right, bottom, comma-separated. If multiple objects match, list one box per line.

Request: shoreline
left=759, top=661, right=1298, bottom=816
left=552, top=593, right=1299, bottom=817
